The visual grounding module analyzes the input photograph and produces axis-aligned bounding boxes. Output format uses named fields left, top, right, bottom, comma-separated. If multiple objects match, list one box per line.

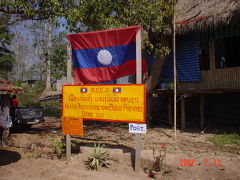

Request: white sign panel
left=129, top=123, right=147, bottom=134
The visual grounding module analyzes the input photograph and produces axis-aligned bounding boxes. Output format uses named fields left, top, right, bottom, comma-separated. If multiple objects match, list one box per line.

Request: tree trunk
left=15, top=29, right=21, bottom=80
left=145, top=35, right=170, bottom=123
left=44, top=20, right=52, bottom=93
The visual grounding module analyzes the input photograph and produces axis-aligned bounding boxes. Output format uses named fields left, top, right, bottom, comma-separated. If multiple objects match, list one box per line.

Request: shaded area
left=151, top=94, right=240, bottom=134
left=10, top=121, right=62, bottom=135
left=0, top=149, right=21, bottom=166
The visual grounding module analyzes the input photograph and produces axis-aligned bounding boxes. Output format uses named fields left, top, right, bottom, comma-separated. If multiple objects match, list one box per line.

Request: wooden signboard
left=62, top=84, right=146, bottom=124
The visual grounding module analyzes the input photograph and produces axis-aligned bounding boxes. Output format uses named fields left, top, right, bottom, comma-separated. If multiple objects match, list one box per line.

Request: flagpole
left=173, top=2, right=177, bottom=139
left=66, top=43, right=72, bottom=162
left=135, top=26, right=142, bottom=173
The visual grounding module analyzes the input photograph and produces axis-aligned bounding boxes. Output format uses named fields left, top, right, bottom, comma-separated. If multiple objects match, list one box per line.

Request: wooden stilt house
left=154, top=0, right=240, bottom=130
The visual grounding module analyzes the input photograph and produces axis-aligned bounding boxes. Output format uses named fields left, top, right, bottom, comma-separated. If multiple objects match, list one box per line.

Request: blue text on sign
left=129, top=123, right=147, bottom=134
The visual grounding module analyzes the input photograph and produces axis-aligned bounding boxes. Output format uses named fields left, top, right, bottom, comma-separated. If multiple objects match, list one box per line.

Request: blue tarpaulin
left=160, top=34, right=201, bottom=82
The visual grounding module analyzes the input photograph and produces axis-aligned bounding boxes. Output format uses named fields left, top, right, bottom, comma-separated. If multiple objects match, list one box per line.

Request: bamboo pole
left=173, top=2, right=177, bottom=138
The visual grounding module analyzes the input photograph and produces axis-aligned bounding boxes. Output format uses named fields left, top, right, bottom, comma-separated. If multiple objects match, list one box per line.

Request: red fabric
left=11, top=99, right=19, bottom=108
left=176, top=16, right=209, bottom=25
left=67, top=25, right=146, bottom=84
left=74, top=59, right=146, bottom=84
left=67, top=26, right=140, bottom=50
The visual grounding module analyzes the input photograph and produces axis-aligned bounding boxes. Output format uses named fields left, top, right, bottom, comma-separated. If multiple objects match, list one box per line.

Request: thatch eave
left=175, top=0, right=240, bottom=35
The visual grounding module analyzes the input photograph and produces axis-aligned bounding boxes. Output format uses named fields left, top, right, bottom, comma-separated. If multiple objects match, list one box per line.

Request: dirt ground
left=0, top=117, right=240, bottom=180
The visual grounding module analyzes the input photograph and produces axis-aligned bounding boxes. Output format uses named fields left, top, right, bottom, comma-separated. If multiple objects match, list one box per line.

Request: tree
left=24, top=61, right=45, bottom=80
left=0, top=0, right=174, bottom=120
left=44, top=19, right=52, bottom=92
left=65, top=0, right=174, bottom=119
left=26, top=20, right=49, bottom=81
left=50, top=31, right=67, bottom=81
left=10, top=21, right=31, bottom=81
left=23, top=18, right=67, bottom=90
left=0, top=13, right=15, bottom=79
left=0, top=0, right=71, bottom=21
left=42, top=20, right=67, bottom=92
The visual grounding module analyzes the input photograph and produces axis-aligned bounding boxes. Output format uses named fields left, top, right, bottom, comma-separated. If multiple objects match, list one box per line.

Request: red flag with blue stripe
left=67, top=26, right=146, bottom=84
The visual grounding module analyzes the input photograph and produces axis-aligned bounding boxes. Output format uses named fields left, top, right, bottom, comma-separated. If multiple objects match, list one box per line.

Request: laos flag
left=67, top=25, right=146, bottom=84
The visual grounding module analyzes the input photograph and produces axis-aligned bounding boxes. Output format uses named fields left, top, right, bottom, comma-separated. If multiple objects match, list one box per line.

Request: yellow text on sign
left=62, top=85, right=146, bottom=123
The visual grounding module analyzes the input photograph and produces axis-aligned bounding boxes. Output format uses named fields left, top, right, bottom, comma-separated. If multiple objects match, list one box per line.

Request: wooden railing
left=178, top=67, right=240, bottom=91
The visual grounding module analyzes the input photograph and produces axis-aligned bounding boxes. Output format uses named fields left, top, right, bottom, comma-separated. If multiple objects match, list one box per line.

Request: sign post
left=135, top=27, right=142, bottom=173
left=66, top=44, right=72, bottom=163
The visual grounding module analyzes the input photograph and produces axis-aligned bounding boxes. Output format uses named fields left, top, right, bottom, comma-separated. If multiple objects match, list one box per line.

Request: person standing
left=11, top=95, right=19, bottom=108
left=0, top=99, right=12, bottom=147
left=10, top=95, right=19, bottom=122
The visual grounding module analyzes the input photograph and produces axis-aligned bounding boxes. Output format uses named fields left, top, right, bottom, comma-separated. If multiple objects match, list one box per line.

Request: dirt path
left=0, top=117, right=239, bottom=180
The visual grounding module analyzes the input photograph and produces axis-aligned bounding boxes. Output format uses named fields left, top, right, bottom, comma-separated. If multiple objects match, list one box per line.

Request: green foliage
left=87, top=143, right=110, bottom=171
left=43, top=107, right=61, bottom=118
left=1, top=0, right=174, bottom=94
left=0, top=0, right=73, bottom=20
left=209, top=133, right=240, bottom=154
left=40, top=100, right=61, bottom=118
left=40, top=100, right=61, bottom=107
left=49, top=138, right=77, bottom=158
left=17, top=81, right=45, bottom=107
left=0, top=55, right=15, bottom=71
left=49, top=138, right=66, bottom=157
left=0, top=13, right=15, bottom=75
left=0, top=0, right=173, bottom=56
left=53, top=141, right=65, bottom=155
left=65, top=0, right=173, bottom=55
left=50, top=47, right=67, bottom=79
left=50, top=31, right=67, bottom=80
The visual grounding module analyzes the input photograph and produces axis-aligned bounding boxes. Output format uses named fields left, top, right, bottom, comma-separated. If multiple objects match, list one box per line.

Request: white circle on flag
left=97, top=50, right=112, bottom=65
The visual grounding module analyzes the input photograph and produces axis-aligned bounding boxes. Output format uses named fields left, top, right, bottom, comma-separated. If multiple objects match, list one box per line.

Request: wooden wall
left=178, top=67, right=240, bottom=91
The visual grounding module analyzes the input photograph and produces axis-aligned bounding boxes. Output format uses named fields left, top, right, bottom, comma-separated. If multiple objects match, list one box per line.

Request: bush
left=49, top=138, right=66, bottom=158
left=44, top=108, right=61, bottom=118
left=40, top=100, right=61, bottom=118
left=17, top=81, right=45, bottom=107
left=86, top=143, right=110, bottom=170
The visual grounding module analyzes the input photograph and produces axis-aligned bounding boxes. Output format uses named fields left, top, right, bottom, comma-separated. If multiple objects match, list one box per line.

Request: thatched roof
left=176, top=0, right=240, bottom=34
left=0, top=78, right=23, bottom=94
